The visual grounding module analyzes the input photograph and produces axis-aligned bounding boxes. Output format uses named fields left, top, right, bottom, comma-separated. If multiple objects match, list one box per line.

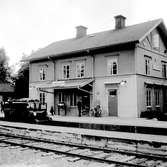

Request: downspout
left=91, top=51, right=95, bottom=108
left=48, top=56, right=56, bottom=111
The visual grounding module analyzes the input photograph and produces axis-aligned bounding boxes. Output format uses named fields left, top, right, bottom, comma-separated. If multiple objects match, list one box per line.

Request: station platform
left=48, top=115, right=167, bottom=136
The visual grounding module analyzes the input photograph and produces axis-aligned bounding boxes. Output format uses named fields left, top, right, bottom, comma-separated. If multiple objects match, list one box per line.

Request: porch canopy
left=144, top=81, right=167, bottom=88
left=36, top=78, right=93, bottom=94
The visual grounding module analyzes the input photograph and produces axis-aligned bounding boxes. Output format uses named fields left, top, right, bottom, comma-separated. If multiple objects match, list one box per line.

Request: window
left=145, top=58, right=151, bottom=75
left=107, top=59, right=118, bottom=75
left=76, top=62, right=85, bottom=78
left=63, top=64, right=70, bottom=79
left=40, top=93, right=45, bottom=105
left=155, top=89, right=160, bottom=106
left=162, top=62, right=167, bottom=78
left=70, top=93, right=77, bottom=106
left=39, top=67, right=47, bottom=80
left=152, top=34, right=160, bottom=49
left=58, top=92, right=64, bottom=103
left=146, top=88, right=152, bottom=107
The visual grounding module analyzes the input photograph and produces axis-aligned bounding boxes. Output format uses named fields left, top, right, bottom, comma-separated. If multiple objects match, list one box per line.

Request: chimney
left=114, top=15, right=126, bottom=29
left=76, top=25, right=87, bottom=38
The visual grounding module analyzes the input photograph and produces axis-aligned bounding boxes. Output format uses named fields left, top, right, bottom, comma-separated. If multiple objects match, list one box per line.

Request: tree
left=0, top=48, right=11, bottom=83
left=15, top=61, right=29, bottom=98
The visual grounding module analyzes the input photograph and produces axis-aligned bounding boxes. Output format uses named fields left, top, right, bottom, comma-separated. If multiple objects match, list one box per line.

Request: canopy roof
left=34, top=78, right=93, bottom=90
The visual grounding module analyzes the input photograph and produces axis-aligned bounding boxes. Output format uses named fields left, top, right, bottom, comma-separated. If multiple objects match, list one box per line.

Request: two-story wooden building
left=26, top=15, right=167, bottom=118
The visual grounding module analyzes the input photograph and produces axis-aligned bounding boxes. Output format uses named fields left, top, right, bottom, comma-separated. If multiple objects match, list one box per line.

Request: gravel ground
left=0, top=143, right=111, bottom=167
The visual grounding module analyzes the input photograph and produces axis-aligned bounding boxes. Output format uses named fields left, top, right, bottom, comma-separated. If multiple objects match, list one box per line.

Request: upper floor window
left=63, top=63, right=70, bottom=79
left=145, top=57, right=151, bottom=75
left=39, top=66, right=47, bottom=81
left=146, top=88, right=152, bottom=107
left=152, top=34, right=160, bottom=49
left=107, top=59, right=118, bottom=75
left=76, top=62, right=85, bottom=78
left=162, top=62, right=167, bottom=78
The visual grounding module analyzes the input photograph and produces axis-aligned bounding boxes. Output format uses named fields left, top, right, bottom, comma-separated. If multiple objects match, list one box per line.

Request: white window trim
left=39, top=67, right=47, bottom=81
left=62, top=63, right=70, bottom=79
left=76, top=61, right=85, bottom=78
left=155, top=89, right=160, bottom=107
left=40, top=92, right=46, bottom=105
left=70, top=93, right=77, bottom=107
left=152, top=33, right=160, bottom=49
left=58, top=92, right=64, bottom=103
left=146, top=88, right=152, bottom=108
left=107, top=58, right=118, bottom=75
left=162, top=62, right=167, bottom=78
left=145, top=58, right=151, bottom=76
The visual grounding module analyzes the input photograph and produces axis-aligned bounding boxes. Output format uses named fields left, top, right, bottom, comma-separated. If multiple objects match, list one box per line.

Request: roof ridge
left=39, top=18, right=163, bottom=46
left=25, top=18, right=165, bottom=62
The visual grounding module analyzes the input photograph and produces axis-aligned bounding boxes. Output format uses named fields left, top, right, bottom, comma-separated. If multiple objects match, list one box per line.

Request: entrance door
left=108, top=89, right=118, bottom=116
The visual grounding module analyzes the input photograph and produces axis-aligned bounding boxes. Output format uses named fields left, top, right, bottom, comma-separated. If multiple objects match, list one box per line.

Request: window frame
left=39, top=67, right=47, bottom=81
left=152, top=33, right=160, bottom=50
left=62, top=63, right=70, bottom=79
left=70, top=93, right=77, bottom=107
left=155, top=89, right=160, bottom=107
left=162, top=62, right=167, bottom=78
left=145, top=57, right=151, bottom=75
left=39, top=92, right=46, bottom=105
left=146, top=88, right=152, bottom=107
left=76, top=61, right=85, bottom=78
left=58, top=92, right=64, bottom=103
left=107, top=58, right=118, bottom=75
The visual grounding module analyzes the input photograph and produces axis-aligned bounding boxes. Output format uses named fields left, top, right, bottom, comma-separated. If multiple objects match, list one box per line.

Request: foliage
left=14, top=62, right=29, bottom=98
left=0, top=48, right=11, bottom=83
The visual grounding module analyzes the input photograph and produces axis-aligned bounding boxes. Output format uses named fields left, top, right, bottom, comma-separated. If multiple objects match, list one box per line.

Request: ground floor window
left=70, top=93, right=77, bottom=106
left=155, top=89, right=160, bottom=106
left=58, top=92, right=64, bottom=103
left=40, top=92, right=45, bottom=105
left=146, top=88, right=152, bottom=107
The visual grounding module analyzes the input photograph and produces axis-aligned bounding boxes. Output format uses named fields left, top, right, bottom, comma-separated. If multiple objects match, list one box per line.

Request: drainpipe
left=90, top=51, right=95, bottom=109
left=48, top=56, right=56, bottom=111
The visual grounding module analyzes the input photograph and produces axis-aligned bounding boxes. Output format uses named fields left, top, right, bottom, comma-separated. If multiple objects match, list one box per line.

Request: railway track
left=0, top=126, right=167, bottom=166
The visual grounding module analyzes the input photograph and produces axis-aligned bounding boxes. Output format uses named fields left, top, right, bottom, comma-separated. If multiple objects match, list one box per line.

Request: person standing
left=77, top=98, right=82, bottom=117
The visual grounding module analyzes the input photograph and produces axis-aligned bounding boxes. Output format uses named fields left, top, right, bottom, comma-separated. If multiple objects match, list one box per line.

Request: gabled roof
left=0, top=83, right=14, bottom=93
left=26, top=19, right=167, bottom=61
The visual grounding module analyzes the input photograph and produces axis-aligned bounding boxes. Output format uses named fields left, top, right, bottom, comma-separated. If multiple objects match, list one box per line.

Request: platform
left=47, top=115, right=167, bottom=136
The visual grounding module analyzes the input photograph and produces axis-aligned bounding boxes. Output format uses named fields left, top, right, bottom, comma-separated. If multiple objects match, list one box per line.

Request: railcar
left=3, top=99, right=51, bottom=123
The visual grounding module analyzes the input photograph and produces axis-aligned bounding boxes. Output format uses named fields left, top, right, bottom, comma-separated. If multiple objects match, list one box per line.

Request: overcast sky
left=0, top=0, right=167, bottom=68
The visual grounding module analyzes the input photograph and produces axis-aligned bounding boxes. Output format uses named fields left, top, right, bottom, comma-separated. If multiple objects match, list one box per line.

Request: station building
left=26, top=15, right=167, bottom=118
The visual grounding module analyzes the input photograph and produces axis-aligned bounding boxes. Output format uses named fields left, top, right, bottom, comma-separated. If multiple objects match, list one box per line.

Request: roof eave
left=28, top=41, right=138, bottom=63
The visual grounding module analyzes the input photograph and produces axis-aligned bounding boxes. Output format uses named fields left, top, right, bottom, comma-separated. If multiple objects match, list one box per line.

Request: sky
left=0, top=0, right=167, bottom=71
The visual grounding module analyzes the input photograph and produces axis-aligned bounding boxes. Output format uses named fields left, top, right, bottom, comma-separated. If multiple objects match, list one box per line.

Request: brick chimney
left=76, top=25, right=87, bottom=38
left=114, top=15, right=126, bottom=29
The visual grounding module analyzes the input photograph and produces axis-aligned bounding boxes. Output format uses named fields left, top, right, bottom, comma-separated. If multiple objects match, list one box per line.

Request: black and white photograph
left=0, top=0, right=167, bottom=166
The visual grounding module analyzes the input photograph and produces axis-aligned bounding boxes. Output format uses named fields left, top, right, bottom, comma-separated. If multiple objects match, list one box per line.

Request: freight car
left=3, top=99, right=51, bottom=123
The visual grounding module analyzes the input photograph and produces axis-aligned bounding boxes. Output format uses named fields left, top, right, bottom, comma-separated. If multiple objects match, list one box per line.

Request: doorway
left=108, top=89, right=118, bottom=116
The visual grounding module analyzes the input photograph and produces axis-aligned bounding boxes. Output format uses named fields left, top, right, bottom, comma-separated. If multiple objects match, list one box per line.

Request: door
left=108, top=89, right=118, bottom=116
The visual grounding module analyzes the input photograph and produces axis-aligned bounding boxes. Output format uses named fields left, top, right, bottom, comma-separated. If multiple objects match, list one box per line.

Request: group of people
left=49, top=98, right=102, bottom=117
left=77, top=98, right=102, bottom=117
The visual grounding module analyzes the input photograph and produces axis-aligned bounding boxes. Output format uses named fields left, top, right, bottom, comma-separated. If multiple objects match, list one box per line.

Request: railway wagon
left=3, top=99, right=50, bottom=123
